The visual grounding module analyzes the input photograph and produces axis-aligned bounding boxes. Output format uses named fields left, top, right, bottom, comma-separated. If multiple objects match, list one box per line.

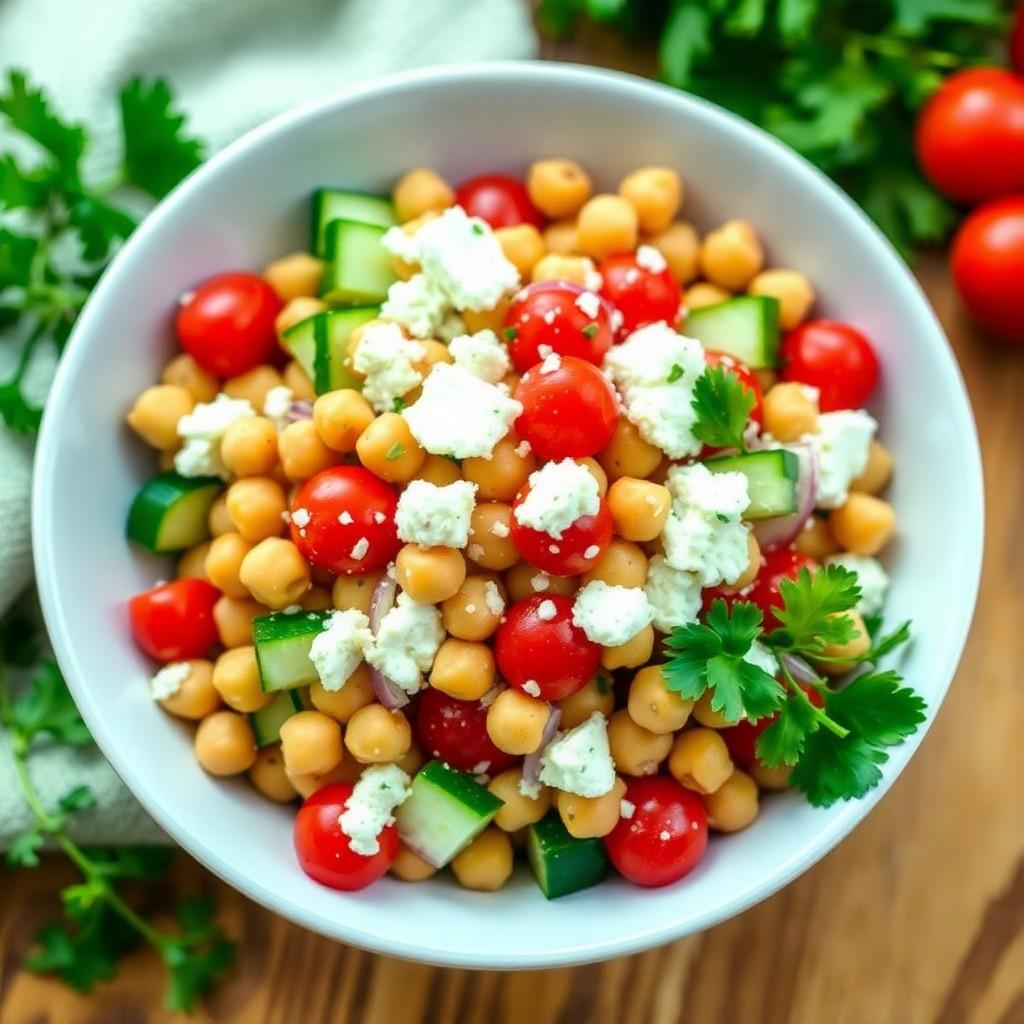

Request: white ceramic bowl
left=33, top=62, right=983, bottom=968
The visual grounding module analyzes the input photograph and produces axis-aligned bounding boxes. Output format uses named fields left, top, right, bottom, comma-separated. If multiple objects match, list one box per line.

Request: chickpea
left=211, top=646, right=271, bottom=713
left=278, top=419, right=336, bottom=481
left=226, top=476, right=287, bottom=542
left=752, top=760, right=793, bottom=791
left=310, top=664, right=375, bottom=723
left=356, top=413, right=425, bottom=483
left=705, top=769, right=759, bottom=832
left=451, top=827, right=514, bottom=891
left=332, top=572, right=383, bottom=614
left=220, top=416, right=278, bottom=477
left=599, top=417, right=662, bottom=481
left=486, top=688, right=551, bottom=755
left=279, top=710, right=344, bottom=776
left=603, top=624, right=654, bottom=670
left=224, top=365, right=285, bottom=410
left=395, top=742, right=426, bottom=777
left=830, top=493, right=895, bottom=555
left=158, top=660, right=221, bottom=719
left=463, top=433, right=536, bottom=501
left=203, top=532, right=253, bottom=598
left=557, top=676, right=615, bottom=730
left=577, top=194, right=639, bottom=260
left=428, top=639, right=495, bottom=700
left=720, top=532, right=762, bottom=594
left=125, top=385, right=194, bottom=450
left=748, top=269, right=815, bottom=330
left=264, top=252, right=324, bottom=301
left=414, top=454, right=463, bottom=487
left=668, top=728, right=733, bottom=794
left=684, top=282, right=731, bottom=311
left=275, top=297, right=326, bottom=341
left=755, top=368, right=778, bottom=392
left=467, top=503, right=518, bottom=571
left=795, top=515, right=841, bottom=559
left=393, top=168, right=454, bottom=222
left=618, top=166, right=683, bottom=233
left=557, top=777, right=627, bottom=839
left=462, top=295, right=512, bottom=335
left=441, top=576, right=505, bottom=641
left=297, top=587, right=330, bottom=612
left=390, top=843, right=438, bottom=882
left=762, top=382, right=819, bottom=441
left=345, top=704, right=412, bottom=764
left=692, top=691, right=732, bottom=729
left=239, top=537, right=311, bottom=609
left=213, top=595, right=267, bottom=648
left=287, top=756, right=362, bottom=797
left=582, top=539, right=648, bottom=589
left=527, top=159, right=592, bottom=219
left=699, top=219, right=764, bottom=290
left=177, top=542, right=212, bottom=583
left=577, top=456, right=608, bottom=497
left=504, top=563, right=577, bottom=603
left=412, top=339, right=453, bottom=379
left=395, top=545, right=466, bottom=604
left=815, top=609, right=871, bottom=676
left=627, top=665, right=693, bottom=734
left=607, top=709, right=672, bottom=776
left=208, top=494, right=233, bottom=537
left=161, top=353, right=218, bottom=403
left=851, top=440, right=893, bottom=495
left=283, top=360, right=316, bottom=401
left=495, top=224, right=546, bottom=278
left=607, top=477, right=671, bottom=542
left=645, top=222, right=700, bottom=283
left=488, top=768, right=551, bottom=831
left=195, top=711, right=257, bottom=776
left=308, top=389, right=372, bottom=453
left=249, top=746, right=299, bottom=803
left=543, top=220, right=579, bottom=255
left=531, top=253, right=598, bottom=286
left=157, top=450, right=177, bottom=472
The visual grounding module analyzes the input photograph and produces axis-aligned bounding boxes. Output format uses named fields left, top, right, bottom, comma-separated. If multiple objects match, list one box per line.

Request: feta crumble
left=292, top=507, right=311, bottom=529
left=531, top=573, right=551, bottom=592
left=539, top=352, right=562, bottom=375
left=574, top=290, right=601, bottom=319
left=644, top=555, right=703, bottom=632
left=620, top=799, right=636, bottom=820
left=263, top=385, right=295, bottom=431
left=309, top=609, right=374, bottom=691
left=513, top=459, right=600, bottom=539
left=490, top=520, right=510, bottom=538
left=745, top=640, right=778, bottom=677
left=380, top=273, right=452, bottom=339
left=353, top=321, right=425, bottom=413
left=514, top=440, right=532, bottom=458
left=448, top=329, right=511, bottom=384
left=365, top=592, right=445, bottom=693
left=539, top=712, right=616, bottom=798
left=339, top=511, right=354, bottom=525
left=824, top=553, right=890, bottom=616
left=809, top=410, right=877, bottom=509
left=338, top=765, right=411, bottom=856
left=350, top=537, right=370, bottom=561
left=635, top=244, right=668, bottom=274
left=572, top=581, right=654, bottom=646
left=536, top=599, right=557, bottom=621
left=174, top=393, right=255, bottom=479
left=522, top=680, right=541, bottom=697
left=150, top=662, right=190, bottom=701
left=395, top=479, right=477, bottom=548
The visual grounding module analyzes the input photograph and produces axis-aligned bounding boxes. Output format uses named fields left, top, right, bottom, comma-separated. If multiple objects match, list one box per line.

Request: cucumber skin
left=313, top=306, right=380, bottom=393
left=527, top=813, right=608, bottom=900
left=249, top=689, right=303, bottom=747
left=320, top=220, right=396, bottom=306
left=416, top=761, right=504, bottom=818
left=311, top=188, right=395, bottom=256
left=704, top=448, right=800, bottom=520
left=126, top=472, right=220, bottom=553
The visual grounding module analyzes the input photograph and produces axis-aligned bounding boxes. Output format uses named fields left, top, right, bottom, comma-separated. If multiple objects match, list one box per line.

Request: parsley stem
left=775, top=655, right=849, bottom=740
left=846, top=31, right=965, bottom=69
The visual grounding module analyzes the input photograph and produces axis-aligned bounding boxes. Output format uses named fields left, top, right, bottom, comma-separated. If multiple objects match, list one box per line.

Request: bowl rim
left=32, top=60, right=984, bottom=967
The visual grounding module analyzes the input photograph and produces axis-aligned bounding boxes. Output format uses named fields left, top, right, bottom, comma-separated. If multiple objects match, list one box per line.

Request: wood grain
left=3, top=26, right=1024, bottom=1024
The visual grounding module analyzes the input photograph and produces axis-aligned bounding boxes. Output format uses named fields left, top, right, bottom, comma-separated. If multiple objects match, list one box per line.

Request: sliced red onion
left=752, top=444, right=818, bottom=551
left=286, top=400, right=314, bottom=422
left=521, top=707, right=561, bottom=789
left=779, top=652, right=820, bottom=685
left=367, top=576, right=408, bottom=709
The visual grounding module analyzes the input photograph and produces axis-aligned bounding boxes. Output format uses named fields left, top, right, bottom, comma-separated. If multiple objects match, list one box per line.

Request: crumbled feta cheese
left=584, top=268, right=604, bottom=291
left=448, top=329, right=511, bottom=384
left=574, top=290, right=601, bottom=319
left=263, top=385, right=295, bottom=431
left=150, top=662, right=190, bottom=701
left=465, top=603, right=477, bottom=614
left=603, top=322, right=706, bottom=458
left=309, top=609, right=374, bottom=691
left=659, top=829, right=671, bottom=841
left=644, top=556, right=703, bottom=632
left=572, top=581, right=654, bottom=646
left=543, top=308, right=557, bottom=325
left=539, top=712, right=616, bottom=797
left=174, top=393, right=255, bottom=479
left=352, top=321, right=425, bottom=414
left=381, top=273, right=452, bottom=339
left=808, top=410, right=878, bottom=509
left=339, top=511, right=354, bottom=525
left=539, top=352, right=562, bottom=375
left=292, top=507, right=311, bottom=528
left=536, top=599, right=557, bottom=621
left=620, top=799, right=636, bottom=820
left=583, top=544, right=600, bottom=559
left=365, top=592, right=444, bottom=693
left=825, top=553, right=891, bottom=616
left=522, top=680, right=541, bottom=697
left=338, top=765, right=411, bottom=856
left=662, top=463, right=751, bottom=587
left=350, top=537, right=370, bottom=561
left=471, top=760, right=491, bottom=775
left=436, top=311, right=467, bottom=344
left=514, top=440, right=532, bottom=458
left=490, top=520, right=510, bottom=538
left=402, top=363, right=522, bottom=460
left=531, top=574, right=550, bottom=592
left=537, top=344, right=554, bottom=359
left=519, top=776, right=543, bottom=800
left=373, top=511, right=387, bottom=524
left=635, top=244, right=668, bottom=274
left=395, top=479, right=477, bottom=548
left=513, top=459, right=600, bottom=539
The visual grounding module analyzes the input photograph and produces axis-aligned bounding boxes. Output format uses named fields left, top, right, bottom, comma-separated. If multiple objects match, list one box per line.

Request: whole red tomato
left=915, top=68, right=1024, bottom=204
left=509, top=487, right=613, bottom=577
left=598, top=251, right=682, bottom=336
left=129, top=578, right=220, bottom=662
left=950, top=195, right=1024, bottom=344
left=779, top=319, right=878, bottom=411
left=455, top=173, right=543, bottom=229
left=414, top=688, right=518, bottom=774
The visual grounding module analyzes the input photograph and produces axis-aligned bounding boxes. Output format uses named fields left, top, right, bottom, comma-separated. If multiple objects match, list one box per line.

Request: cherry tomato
left=514, top=356, right=619, bottom=460
left=605, top=777, right=708, bottom=888
left=494, top=595, right=601, bottom=701
left=294, top=783, right=397, bottom=891
left=915, top=68, right=1024, bottom=204
left=598, top=252, right=682, bottom=336
left=505, top=281, right=615, bottom=371
left=721, top=685, right=822, bottom=769
left=703, top=548, right=817, bottom=628
left=454, top=173, right=543, bottom=229
left=1012, top=5, right=1024, bottom=74
left=779, top=319, right=879, bottom=412
left=414, top=688, right=518, bottom=774
left=290, top=466, right=400, bottom=575
left=509, top=487, right=613, bottom=577
left=176, top=272, right=283, bottom=377
left=703, top=350, right=764, bottom=447
left=951, top=196, right=1024, bottom=345
left=128, top=578, right=219, bottom=662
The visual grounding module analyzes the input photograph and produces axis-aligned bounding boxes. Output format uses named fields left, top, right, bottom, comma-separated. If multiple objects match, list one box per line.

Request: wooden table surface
left=3, top=29, right=1023, bottom=1024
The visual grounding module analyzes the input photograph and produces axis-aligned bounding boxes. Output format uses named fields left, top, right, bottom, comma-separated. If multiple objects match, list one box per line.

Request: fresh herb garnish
left=385, top=442, right=406, bottom=461
left=667, top=363, right=685, bottom=383
left=392, top=396, right=406, bottom=413
left=503, top=326, right=518, bottom=342
left=582, top=322, right=599, bottom=339
left=690, top=364, right=755, bottom=451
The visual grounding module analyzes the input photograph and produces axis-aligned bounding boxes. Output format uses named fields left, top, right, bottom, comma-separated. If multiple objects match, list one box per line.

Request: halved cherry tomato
left=514, top=356, right=619, bottom=460
left=294, top=782, right=397, bottom=891
left=509, top=487, right=613, bottom=577
left=598, top=252, right=682, bottom=336
left=176, top=271, right=283, bottom=377
left=779, top=319, right=878, bottom=412
left=494, top=595, right=601, bottom=701
left=291, top=466, right=400, bottom=575
left=703, top=548, right=817, bottom=628
left=604, top=776, right=708, bottom=888
left=703, top=349, right=764, bottom=438
left=504, top=281, right=615, bottom=371
left=414, top=688, right=518, bottom=774
left=455, top=173, right=543, bottom=229
left=129, top=578, right=220, bottom=662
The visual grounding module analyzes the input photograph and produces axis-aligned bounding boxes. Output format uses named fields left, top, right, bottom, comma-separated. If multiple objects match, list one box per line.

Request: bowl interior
left=33, top=63, right=983, bottom=968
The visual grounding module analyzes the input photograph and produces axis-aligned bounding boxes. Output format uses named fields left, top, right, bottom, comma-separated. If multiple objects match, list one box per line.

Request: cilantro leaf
left=790, top=730, right=889, bottom=807
left=162, top=898, right=235, bottom=1012
left=705, top=654, right=784, bottom=723
left=0, top=228, right=38, bottom=288
left=659, top=0, right=711, bottom=87
left=662, top=621, right=721, bottom=700
left=0, top=70, right=85, bottom=183
left=27, top=908, right=138, bottom=993
left=91, top=846, right=174, bottom=881
left=690, top=364, right=755, bottom=451
left=0, top=154, right=49, bottom=210
left=766, top=566, right=861, bottom=654
left=68, top=197, right=136, bottom=262
left=825, top=670, right=927, bottom=746
left=776, top=0, right=818, bottom=41
left=58, top=785, right=97, bottom=814
left=706, top=598, right=761, bottom=656
left=11, top=661, right=92, bottom=747
left=867, top=620, right=913, bottom=662
left=755, top=696, right=820, bottom=768
left=6, top=827, right=45, bottom=868
left=893, top=0, right=1006, bottom=32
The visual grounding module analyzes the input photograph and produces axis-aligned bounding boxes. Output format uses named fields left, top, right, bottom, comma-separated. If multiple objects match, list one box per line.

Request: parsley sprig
left=663, top=566, right=924, bottom=806
left=0, top=71, right=203, bottom=433
left=690, top=364, right=755, bottom=451
left=0, top=612, right=233, bottom=1010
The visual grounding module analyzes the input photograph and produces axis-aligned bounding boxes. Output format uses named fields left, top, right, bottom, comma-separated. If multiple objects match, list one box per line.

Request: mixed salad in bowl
left=124, top=158, right=923, bottom=898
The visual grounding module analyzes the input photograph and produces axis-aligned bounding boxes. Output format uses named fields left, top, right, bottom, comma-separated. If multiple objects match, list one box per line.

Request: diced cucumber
left=249, top=689, right=304, bottom=746
left=125, top=472, right=221, bottom=553
left=282, top=313, right=318, bottom=385
left=311, top=188, right=396, bottom=257
left=705, top=448, right=800, bottom=520
left=526, top=813, right=608, bottom=899
left=320, top=220, right=396, bottom=306
left=252, top=610, right=331, bottom=692
left=281, top=308, right=380, bottom=394
left=395, top=760, right=503, bottom=867
left=686, top=295, right=781, bottom=370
